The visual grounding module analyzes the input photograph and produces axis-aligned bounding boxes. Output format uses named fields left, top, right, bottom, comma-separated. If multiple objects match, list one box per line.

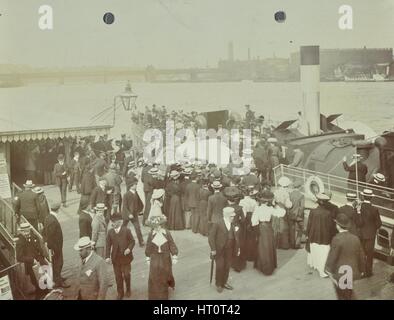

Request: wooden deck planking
left=38, top=185, right=394, bottom=300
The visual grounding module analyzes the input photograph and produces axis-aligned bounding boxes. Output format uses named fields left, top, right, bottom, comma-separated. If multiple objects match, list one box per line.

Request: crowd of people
left=11, top=105, right=394, bottom=300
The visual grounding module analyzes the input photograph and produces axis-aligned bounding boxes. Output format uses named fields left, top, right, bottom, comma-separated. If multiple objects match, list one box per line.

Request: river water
left=1, top=81, right=393, bottom=134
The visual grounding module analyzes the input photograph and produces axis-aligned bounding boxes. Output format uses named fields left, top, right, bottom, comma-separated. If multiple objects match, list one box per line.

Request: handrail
left=274, top=164, right=394, bottom=214
left=275, top=164, right=394, bottom=195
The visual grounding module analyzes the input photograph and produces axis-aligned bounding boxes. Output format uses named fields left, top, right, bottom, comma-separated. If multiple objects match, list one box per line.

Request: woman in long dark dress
left=252, top=191, right=277, bottom=276
left=166, top=170, right=185, bottom=230
left=239, top=188, right=258, bottom=262
left=145, top=215, right=178, bottom=300
left=197, top=179, right=211, bottom=236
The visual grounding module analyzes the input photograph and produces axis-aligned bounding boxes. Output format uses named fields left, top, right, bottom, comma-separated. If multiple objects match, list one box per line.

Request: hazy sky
left=1, top=0, right=393, bottom=68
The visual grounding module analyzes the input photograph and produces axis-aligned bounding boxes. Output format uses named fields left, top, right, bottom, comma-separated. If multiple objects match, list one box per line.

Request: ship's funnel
left=300, top=46, right=320, bottom=135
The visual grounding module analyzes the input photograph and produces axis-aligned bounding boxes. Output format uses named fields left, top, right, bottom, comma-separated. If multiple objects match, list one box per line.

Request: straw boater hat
left=73, top=236, right=94, bottom=251
left=361, top=189, right=374, bottom=197
left=82, top=208, right=95, bottom=215
left=127, top=160, right=135, bottom=168
left=183, top=167, right=193, bottom=175
left=32, top=186, right=44, bottom=194
left=211, top=180, right=223, bottom=189
left=24, top=180, right=35, bottom=188
left=94, top=203, right=107, bottom=211
left=335, top=213, right=351, bottom=230
left=267, top=137, right=277, bottom=143
left=152, top=188, right=165, bottom=200
left=345, top=192, right=357, bottom=201
left=18, top=222, right=31, bottom=232
left=170, top=170, right=180, bottom=179
left=316, top=193, right=330, bottom=201
left=146, top=214, right=167, bottom=228
left=149, top=167, right=159, bottom=175
left=373, top=173, right=385, bottom=183
left=278, top=176, right=291, bottom=187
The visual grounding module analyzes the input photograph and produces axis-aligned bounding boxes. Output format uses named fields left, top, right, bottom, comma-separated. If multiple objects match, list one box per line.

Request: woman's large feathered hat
left=146, top=214, right=167, bottom=228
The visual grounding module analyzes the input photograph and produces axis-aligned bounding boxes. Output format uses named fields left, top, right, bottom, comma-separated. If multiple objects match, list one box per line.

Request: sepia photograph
left=0, top=0, right=393, bottom=302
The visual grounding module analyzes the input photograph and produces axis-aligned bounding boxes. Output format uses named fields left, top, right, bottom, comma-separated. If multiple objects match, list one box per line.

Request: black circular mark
left=103, top=12, right=115, bottom=25
left=274, top=11, right=286, bottom=23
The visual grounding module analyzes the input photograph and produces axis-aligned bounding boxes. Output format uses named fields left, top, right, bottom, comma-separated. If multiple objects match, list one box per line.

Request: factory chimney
left=300, top=46, right=320, bottom=136
left=248, top=48, right=251, bottom=61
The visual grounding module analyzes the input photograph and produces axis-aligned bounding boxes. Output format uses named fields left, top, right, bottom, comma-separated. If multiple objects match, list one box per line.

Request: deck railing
left=273, top=164, right=394, bottom=215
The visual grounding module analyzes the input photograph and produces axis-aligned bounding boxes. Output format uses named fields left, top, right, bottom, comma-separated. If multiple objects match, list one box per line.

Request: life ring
left=304, top=175, right=325, bottom=200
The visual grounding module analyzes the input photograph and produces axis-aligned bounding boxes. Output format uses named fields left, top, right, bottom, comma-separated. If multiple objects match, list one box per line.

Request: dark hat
left=110, top=213, right=123, bottom=222
left=224, top=186, right=240, bottom=198
left=335, top=213, right=351, bottom=229
left=258, top=190, right=274, bottom=201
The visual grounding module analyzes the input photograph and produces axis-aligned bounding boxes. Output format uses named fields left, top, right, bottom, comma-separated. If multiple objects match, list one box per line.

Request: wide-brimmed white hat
left=73, top=237, right=93, bottom=251
left=278, top=176, right=291, bottom=187
left=152, top=188, right=165, bottom=200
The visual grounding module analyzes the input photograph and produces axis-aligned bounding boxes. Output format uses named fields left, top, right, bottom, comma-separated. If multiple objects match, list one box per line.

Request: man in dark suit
left=16, top=222, right=48, bottom=298
left=325, top=213, right=365, bottom=300
left=185, top=173, right=201, bottom=233
left=207, top=181, right=228, bottom=228
left=122, top=178, right=144, bottom=247
left=342, top=154, right=368, bottom=190
left=106, top=214, right=135, bottom=300
left=93, top=151, right=108, bottom=185
left=359, top=189, right=382, bottom=277
left=68, top=151, right=82, bottom=193
left=306, top=194, right=336, bottom=277
left=79, top=208, right=94, bottom=239
left=90, top=178, right=109, bottom=212
left=208, top=207, right=239, bottom=293
left=338, top=192, right=362, bottom=237
left=53, top=154, right=69, bottom=207
left=14, top=180, right=40, bottom=230
left=42, top=201, right=69, bottom=289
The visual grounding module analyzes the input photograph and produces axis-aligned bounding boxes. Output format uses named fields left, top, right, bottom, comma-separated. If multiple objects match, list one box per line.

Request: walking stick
left=209, top=256, right=215, bottom=285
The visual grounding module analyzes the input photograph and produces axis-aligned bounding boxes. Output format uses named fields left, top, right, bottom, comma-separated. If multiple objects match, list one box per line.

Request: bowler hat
left=335, top=213, right=351, bottom=229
